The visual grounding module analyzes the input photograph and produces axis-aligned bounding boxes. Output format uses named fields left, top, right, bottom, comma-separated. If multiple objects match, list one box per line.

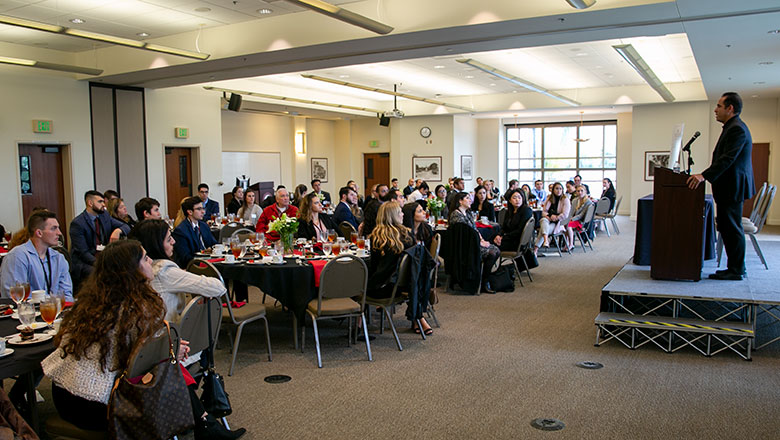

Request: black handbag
left=108, top=322, right=194, bottom=440
left=200, top=299, right=232, bottom=417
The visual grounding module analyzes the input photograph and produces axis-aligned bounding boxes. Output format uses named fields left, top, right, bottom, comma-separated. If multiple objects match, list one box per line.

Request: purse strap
left=206, top=298, right=216, bottom=370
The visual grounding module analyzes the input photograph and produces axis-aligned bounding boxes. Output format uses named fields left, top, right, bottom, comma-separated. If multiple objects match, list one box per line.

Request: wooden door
left=165, top=147, right=193, bottom=219
left=744, top=143, right=769, bottom=217
left=19, top=144, right=68, bottom=246
left=363, top=153, right=390, bottom=199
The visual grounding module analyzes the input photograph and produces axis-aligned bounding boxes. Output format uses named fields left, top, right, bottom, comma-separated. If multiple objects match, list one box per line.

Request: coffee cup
left=224, top=254, right=236, bottom=263
left=31, top=290, right=46, bottom=303
left=272, top=254, right=283, bottom=264
left=212, top=244, right=224, bottom=255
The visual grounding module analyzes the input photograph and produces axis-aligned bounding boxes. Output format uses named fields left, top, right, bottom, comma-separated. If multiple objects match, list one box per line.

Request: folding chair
left=427, top=233, right=442, bottom=328
left=499, top=217, right=535, bottom=286
left=717, top=184, right=775, bottom=270
left=572, top=204, right=596, bottom=252
left=592, top=197, right=612, bottom=236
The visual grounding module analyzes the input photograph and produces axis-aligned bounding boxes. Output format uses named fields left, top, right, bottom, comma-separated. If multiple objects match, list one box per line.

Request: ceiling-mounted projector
left=566, top=0, right=596, bottom=9
left=383, top=109, right=405, bottom=119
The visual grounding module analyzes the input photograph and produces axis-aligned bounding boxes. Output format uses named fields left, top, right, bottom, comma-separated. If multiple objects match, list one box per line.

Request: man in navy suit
left=311, top=179, right=331, bottom=204
left=688, top=92, right=755, bottom=280
left=172, top=196, right=218, bottom=268
left=197, top=183, right=220, bottom=220
left=333, top=186, right=359, bottom=231
left=70, top=190, right=131, bottom=282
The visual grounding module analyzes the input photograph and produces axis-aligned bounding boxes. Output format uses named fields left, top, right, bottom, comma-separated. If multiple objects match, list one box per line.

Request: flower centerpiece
left=428, top=198, right=445, bottom=222
left=268, top=213, right=299, bottom=256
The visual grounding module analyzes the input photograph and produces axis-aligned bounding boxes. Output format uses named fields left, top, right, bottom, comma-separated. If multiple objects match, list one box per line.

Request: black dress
left=499, top=206, right=533, bottom=252
left=601, top=187, right=616, bottom=211
left=470, top=200, right=496, bottom=222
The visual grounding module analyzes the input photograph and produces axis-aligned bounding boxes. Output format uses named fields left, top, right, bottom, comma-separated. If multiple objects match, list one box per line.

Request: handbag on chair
left=200, top=299, right=232, bottom=418
left=108, top=322, right=195, bottom=440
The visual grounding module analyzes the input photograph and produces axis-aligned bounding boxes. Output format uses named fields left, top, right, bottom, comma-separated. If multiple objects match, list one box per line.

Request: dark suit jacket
left=361, top=199, right=381, bottom=238
left=70, top=210, right=131, bottom=274
left=296, top=214, right=336, bottom=240
left=403, top=186, right=415, bottom=196
left=702, top=116, right=756, bottom=204
left=227, top=198, right=242, bottom=215
left=172, top=219, right=217, bottom=268
left=202, top=198, right=220, bottom=219
left=499, top=206, right=533, bottom=252
left=333, top=202, right=358, bottom=229
left=470, top=200, right=496, bottom=222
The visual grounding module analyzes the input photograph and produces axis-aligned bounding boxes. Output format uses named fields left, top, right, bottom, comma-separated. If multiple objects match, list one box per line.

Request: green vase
left=281, top=231, right=294, bottom=256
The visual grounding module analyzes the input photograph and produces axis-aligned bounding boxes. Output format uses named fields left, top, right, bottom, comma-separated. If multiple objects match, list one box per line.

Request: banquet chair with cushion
left=338, top=221, right=356, bottom=239
left=185, top=260, right=271, bottom=376
left=230, top=228, right=255, bottom=243
left=179, top=296, right=222, bottom=371
left=592, top=197, right=612, bottom=237
left=499, top=217, right=536, bottom=286
left=365, top=254, right=411, bottom=351
left=302, top=255, right=371, bottom=368
left=426, top=233, right=441, bottom=328
left=218, top=223, right=244, bottom=242
left=572, top=204, right=596, bottom=252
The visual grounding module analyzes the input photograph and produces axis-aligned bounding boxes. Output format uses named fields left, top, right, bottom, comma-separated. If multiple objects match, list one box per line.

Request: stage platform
left=595, top=241, right=780, bottom=359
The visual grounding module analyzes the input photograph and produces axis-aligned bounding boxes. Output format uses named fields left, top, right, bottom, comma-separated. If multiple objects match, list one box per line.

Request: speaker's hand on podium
left=687, top=174, right=704, bottom=189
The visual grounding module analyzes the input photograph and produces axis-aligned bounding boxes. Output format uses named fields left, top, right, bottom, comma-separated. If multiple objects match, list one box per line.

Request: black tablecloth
left=0, top=304, right=54, bottom=381
left=214, top=260, right=316, bottom=320
left=633, top=194, right=716, bottom=265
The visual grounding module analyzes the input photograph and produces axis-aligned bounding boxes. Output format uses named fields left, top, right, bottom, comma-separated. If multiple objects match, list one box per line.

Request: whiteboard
left=221, top=151, right=281, bottom=188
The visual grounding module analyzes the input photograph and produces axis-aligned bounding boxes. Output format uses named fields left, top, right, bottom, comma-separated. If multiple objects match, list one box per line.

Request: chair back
left=128, top=324, right=181, bottom=378
left=316, top=255, right=368, bottom=313
left=582, top=202, right=597, bottom=225
left=753, top=185, right=776, bottom=234
left=179, top=296, right=221, bottom=355
left=518, top=217, right=536, bottom=253
left=610, top=196, right=622, bottom=217
left=594, top=197, right=611, bottom=216
left=750, top=182, right=768, bottom=223
left=429, top=233, right=441, bottom=261
left=497, top=208, right=507, bottom=225
left=338, top=221, right=356, bottom=239
left=185, top=260, right=225, bottom=284
left=230, top=228, right=255, bottom=242
left=219, top=223, right=243, bottom=241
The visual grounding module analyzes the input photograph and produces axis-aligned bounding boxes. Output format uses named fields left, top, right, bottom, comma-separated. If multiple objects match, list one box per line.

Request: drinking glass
left=258, top=246, right=269, bottom=257
left=332, top=242, right=342, bottom=256
left=9, top=283, right=25, bottom=308
left=52, top=290, right=65, bottom=319
left=356, top=236, right=365, bottom=249
left=230, top=238, right=242, bottom=258
left=327, top=229, right=336, bottom=243
left=257, top=232, right=265, bottom=246
left=323, top=243, right=332, bottom=257
left=364, top=238, right=370, bottom=253
left=22, top=283, right=31, bottom=302
left=350, top=232, right=358, bottom=244
left=18, top=302, right=35, bottom=330
left=40, top=296, right=58, bottom=331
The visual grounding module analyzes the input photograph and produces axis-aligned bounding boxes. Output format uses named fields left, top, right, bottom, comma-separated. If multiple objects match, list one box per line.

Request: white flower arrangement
left=268, top=213, right=299, bottom=236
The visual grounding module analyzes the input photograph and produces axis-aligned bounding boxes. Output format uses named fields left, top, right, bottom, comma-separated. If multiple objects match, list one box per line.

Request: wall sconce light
left=295, top=132, right=306, bottom=155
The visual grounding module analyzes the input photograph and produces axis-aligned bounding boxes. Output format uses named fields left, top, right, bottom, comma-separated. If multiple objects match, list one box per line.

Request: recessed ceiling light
left=512, top=90, right=518, bottom=93
left=338, top=74, right=349, bottom=78
left=464, top=75, right=474, bottom=79
left=137, top=32, right=150, bottom=37
left=69, top=18, right=85, bottom=24
left=758, top=61, right=774, bottom=65
left=433, top=65, right=445, bottom=69
left=575, top=52, right=588, bottom=57
left=258, top=8, right=273, bottom=14
left=752, top=95, right=759, bottom=98
left=768, top=29, right=780, bottom=34
left=594, top=65, right=603, bottom=69
left=754, top=81, right=766, bottom=84
left=376, top=83, right=384, bottom=86
left=489, top=83, right=496, bottom=86
left=194, top=7, right=211, bottom=12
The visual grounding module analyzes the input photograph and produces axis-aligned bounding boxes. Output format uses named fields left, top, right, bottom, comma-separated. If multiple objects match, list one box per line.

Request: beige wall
left=616, top=112, right=633, bottom=215
left=476, top=119, right=502, bottom=190
left=391, top=115, right=454, bottom=186
left=453, top=115, right=478, bottom=186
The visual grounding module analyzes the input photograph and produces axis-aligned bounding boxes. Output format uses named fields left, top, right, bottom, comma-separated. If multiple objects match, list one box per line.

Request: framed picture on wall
left=644, top=151, right=670, bottom=181
left=461, top=155, right=473, bottom=180
left=311, top=157, right=328, bottom=183
left=412, top=156, right=442, bottom=182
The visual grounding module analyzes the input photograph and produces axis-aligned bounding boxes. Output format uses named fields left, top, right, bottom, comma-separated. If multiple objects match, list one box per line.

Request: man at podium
left=687, top=92, right=755, bottom=280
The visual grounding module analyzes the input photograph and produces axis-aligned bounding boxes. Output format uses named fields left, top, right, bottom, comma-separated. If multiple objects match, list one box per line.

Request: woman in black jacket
left=296, top=192, right=336, bottom=242
left=470, top=185, right=496, bottom=222
left=601, top=178, right=617, bottom=211
left=495, top=189, right=533, bottom=252
left=402, top=202, right=434, bottom=250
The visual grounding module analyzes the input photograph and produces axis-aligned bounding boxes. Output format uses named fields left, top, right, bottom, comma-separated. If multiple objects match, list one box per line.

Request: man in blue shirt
left=333, top=186, right=359, bottom=231
left=531, top=179, right=547, bottom=202
left=172, top=196, right=218, bottom=268
left=1, top=210, right=73, bottom=301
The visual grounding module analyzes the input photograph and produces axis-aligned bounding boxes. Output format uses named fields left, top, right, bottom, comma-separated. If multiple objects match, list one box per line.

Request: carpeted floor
left=27, top=218, right=780, bottom=439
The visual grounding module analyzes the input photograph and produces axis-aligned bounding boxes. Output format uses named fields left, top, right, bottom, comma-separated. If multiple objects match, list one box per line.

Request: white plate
left=11, top=311, right=40, bottom=319
left=220, top=260, right=241, bottom=265
left=0, top=348, right=14, bottom=358
left=0, top=312, right=13, bottom=319
left=7, top=333, right=54, bottom=346
left=16, top=322, right=48, bottom=331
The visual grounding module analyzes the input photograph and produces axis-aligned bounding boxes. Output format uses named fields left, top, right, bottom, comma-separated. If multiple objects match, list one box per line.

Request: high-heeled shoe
left=195, top=414, right=246, bottom=440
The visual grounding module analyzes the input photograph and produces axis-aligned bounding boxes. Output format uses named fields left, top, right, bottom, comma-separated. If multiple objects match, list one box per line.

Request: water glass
left=9, top=283, right=25, bottom=307
left=323, top=242, right=332, bottom=257
left=18, top=302, right=35, bottom=329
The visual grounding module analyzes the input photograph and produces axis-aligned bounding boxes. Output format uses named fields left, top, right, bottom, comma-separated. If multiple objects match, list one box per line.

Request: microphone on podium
left=682, top=131, right=700, bottom=152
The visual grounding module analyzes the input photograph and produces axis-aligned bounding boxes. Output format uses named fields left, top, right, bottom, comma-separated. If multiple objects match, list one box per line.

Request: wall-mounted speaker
left=228, top=93, right=242, bottom=112
left=379, top=116, right=390, bottom=126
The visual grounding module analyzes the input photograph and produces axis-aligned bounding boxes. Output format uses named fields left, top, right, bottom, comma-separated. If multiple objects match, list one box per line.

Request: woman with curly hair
left=42, top=240, right=244, bottom=439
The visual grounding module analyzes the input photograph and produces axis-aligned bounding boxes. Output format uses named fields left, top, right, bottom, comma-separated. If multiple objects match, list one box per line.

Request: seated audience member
left=197, top=183, right=220, bottom=220
left=470, top=185, right=496, bottom=222
left=135, top=197, right=162, bottom=221
left=107, top=197, right=136, bottom=229
left=565, top=180, right=577, bottom=201
left=566, top=185, right=594, bottom=250
left=103, top=189, right=119, bottom=202
left=390, top=178, right=400, bottom=191
left=360, top=184, right=389, bottom=237
left=42, top=240, right=245, bottom=439
left=403, top=178, right=416, bottom=197
left=364, top=184, right=380, bottom=205
left=446, top=178, right=466, bottom=207
left=70, top=191, right=131, bottom=281
left=503, top=179, right=519, bottom=202
left=402, top=202, right=434, bottom=250
left=520, top=184, right=536, bottom=206
left=311, top=179, right=331, bottom=204
left=226, top=186, right=244, bottom=215
left=256, top=188, right=298, bottom=240
left=347, top=180, right=365, bottom=209
left=7, top=206, right=48, bottom=250
left=573, top=174, right=590, bottom=195
left=476, top=177, right=484, bottom=187
left=433, top=184, right=450, bottom=219
left=407, top=181, right=429, bottom=204
left=495, top=189, right=533, bottom=252
left=536, top=182, right=571, bottom=252
left=601, top=178, right=617, bottom=211
left=483, top=180, right=497, bottom=202
left=236, top=189, right=262, bottom=226
left=449, top=192, right=500, bottom=293
left=489, top=180, right=500, bottom=198
left=297, top=192, right=337, bottom=242
left=531, top=180, right=547, bottom=202
left=129, top=220, right=226, bottom=321
left=1, top=210, right=73, bottom=300
left=291, top=184, right=308, bottom=208
left=172, top=196, right=218, bottom=268
left=368, top=202, right=433, bottom=335
left=334, top=186, right=359, bottom=230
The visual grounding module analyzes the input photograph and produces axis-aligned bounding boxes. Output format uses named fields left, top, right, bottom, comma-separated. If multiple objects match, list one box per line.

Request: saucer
left=0, top=348, right=14, bottom=358
left=16, top=322, right=48, bottom=331
left=7, top=333, right=53, bottom=346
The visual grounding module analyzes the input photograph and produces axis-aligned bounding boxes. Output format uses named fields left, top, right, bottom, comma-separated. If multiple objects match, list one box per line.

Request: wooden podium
left=651, top=167, right=706, bottom=281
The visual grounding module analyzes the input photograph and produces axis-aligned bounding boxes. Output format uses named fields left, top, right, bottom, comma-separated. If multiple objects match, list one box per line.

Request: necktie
left=94, top=217, right=102, bottom=246
left=194, top=224, right=205, bottom=250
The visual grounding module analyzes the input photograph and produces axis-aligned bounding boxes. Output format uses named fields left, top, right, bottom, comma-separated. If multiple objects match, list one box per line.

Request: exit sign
left=175, top=127, right=189, bottom=139
left=368, top=140, right=379, bottom=147
left=33, top=120, right=53, bottom=133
